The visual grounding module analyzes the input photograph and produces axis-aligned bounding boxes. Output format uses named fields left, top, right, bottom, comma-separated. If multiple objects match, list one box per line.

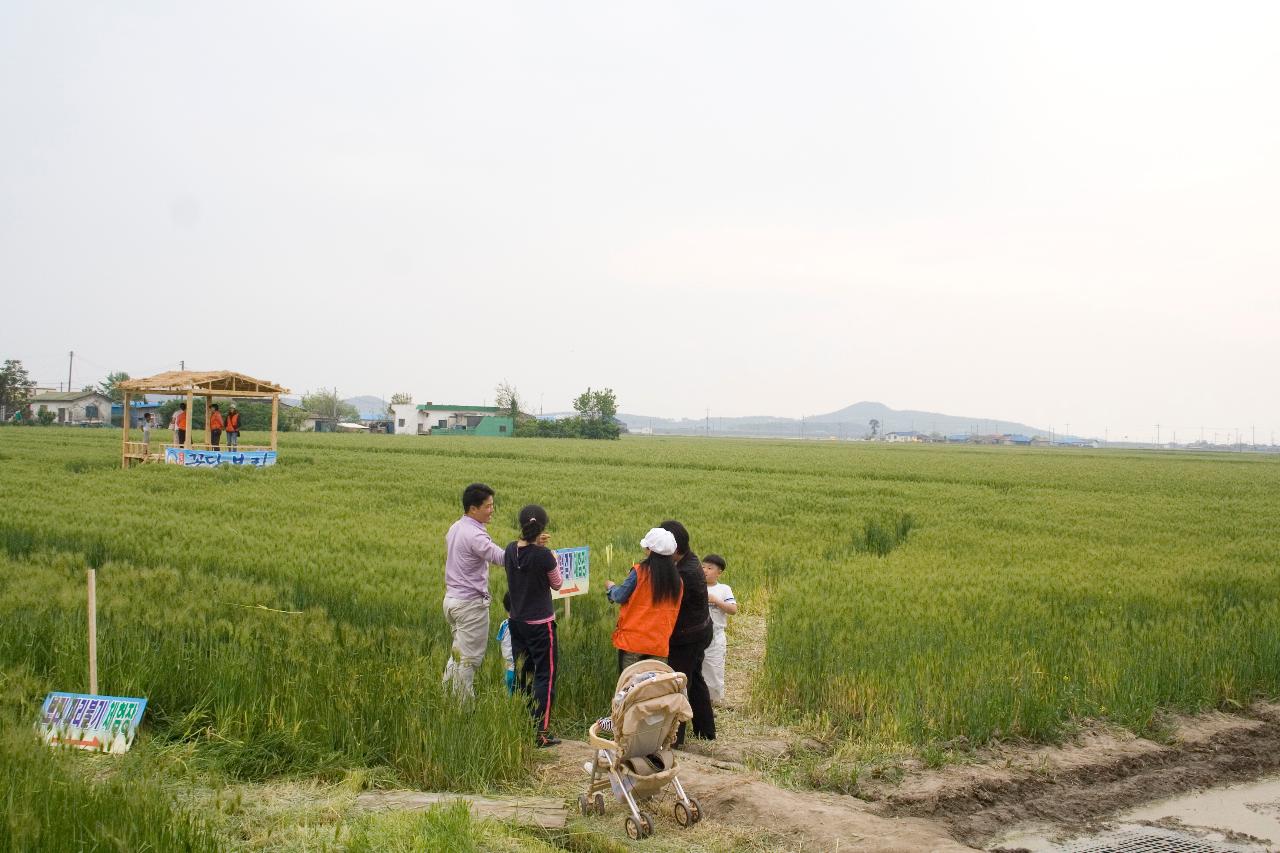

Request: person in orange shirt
left=225, top=403, right=241, bottom=449
left=174, top=403, right=188, bottom=447
left=605, top=528, right=684, bottom=673
left=209, top=403, right=224, bottom=449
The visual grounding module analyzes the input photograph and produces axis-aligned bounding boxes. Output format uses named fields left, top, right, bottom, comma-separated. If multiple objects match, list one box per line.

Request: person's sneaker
left=536, top=732, right=562, bottom=748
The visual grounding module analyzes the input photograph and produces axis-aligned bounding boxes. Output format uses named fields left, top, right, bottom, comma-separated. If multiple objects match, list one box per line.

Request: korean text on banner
left=551, top=547, right=589, bottom=599
left=37, top=692, right=147, bottom=754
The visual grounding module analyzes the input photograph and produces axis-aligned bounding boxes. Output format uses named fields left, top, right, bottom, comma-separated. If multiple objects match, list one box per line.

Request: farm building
left=30, top=390, right=113, bottom=426
left=299, top=415, right=338, bottom=433
left=884, top=431, right=923, bottom=442
left=390, top=402, right=514, bottom=437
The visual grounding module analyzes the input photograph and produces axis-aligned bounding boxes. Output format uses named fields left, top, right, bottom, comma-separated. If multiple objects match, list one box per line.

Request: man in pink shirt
left=442, top=483, right=506, bottom=698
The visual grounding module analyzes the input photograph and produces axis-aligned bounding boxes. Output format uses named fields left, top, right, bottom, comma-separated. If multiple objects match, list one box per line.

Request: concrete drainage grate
left=1056, top=825, right=1258, bottom=853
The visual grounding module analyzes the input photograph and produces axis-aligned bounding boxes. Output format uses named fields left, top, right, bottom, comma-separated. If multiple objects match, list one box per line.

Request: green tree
left=98, top=371, right=131, bottom=403
left=571, top=387, right=621, bottom=439
left=0, top=359, right=36, bottom=423
left=572, top=387, right=617, bottom=421
left=300, top=388, right=359, bottom=422
left=869, top=418, right=880, bottom=438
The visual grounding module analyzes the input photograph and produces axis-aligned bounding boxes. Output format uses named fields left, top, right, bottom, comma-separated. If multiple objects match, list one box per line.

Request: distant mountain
left=617, top=402, right=1057, bottom=440
left=345, top=395, right=390, bottom=418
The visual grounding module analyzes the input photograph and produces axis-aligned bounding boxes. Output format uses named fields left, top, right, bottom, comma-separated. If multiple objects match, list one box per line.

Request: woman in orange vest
left=225, top=404, right=241, bottom=448
left=174, top=403, right=188, bottom=447
left=208, top=403, right=224, bottom=449
left=605, top=528, right=684, bottom=674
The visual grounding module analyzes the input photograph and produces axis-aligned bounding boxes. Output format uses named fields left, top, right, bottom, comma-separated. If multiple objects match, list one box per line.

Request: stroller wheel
left=625, top=816, right=642, bottom=840
left=689, top=797, right=704, bottom=823
left=593, top=792, right=606, bottom=815
left=640, top=811, right=655, bottom=837
left=674, top=801, right=691, bottom=827
left=577, top=794, right=591, bottom=817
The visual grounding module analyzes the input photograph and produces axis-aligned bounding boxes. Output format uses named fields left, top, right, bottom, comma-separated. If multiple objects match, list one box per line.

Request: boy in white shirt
left=700, top=554, right=736, bottom=704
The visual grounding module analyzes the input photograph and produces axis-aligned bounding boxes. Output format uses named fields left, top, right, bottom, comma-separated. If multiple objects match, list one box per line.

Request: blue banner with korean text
left=164, top=448, right=277, bottom=467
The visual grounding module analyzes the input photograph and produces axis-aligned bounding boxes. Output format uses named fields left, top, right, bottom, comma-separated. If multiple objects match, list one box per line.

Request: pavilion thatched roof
left=116, top=370, right=289, bottom=398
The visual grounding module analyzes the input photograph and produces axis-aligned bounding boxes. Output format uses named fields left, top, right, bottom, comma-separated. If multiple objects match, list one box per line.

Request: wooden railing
left=123, top=440, right=273, bottom=461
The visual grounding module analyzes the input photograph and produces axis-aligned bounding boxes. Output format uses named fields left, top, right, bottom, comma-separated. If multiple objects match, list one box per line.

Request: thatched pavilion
left=117, top=370, right=289, bottom=468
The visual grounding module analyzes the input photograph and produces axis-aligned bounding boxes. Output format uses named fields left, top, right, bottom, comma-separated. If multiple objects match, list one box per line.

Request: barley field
left=1, top=427, right=1277, bottom=848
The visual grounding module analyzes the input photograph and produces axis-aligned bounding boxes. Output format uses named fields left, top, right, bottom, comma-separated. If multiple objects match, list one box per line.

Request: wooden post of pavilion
left=271, top=395, right=279, bottom=451
left=185, top=389, right=194, bottom=449
left=120, top=390, right=130, bottom=469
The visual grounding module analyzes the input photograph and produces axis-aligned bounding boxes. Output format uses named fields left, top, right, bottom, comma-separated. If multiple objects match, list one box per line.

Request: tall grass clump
left=0, top=724, right=221, bottom=851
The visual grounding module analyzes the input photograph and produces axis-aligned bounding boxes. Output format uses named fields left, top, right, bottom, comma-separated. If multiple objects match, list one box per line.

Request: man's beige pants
left=442, top=595, right=490, bottom=698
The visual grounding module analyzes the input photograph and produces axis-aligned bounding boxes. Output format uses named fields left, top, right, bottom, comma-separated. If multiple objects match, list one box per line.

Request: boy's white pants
left=702, top=629, right=727, bottom=703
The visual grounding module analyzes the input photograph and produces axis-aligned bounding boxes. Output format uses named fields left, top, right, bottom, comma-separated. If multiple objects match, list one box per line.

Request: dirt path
left=541, top=737, right=971, bottom=851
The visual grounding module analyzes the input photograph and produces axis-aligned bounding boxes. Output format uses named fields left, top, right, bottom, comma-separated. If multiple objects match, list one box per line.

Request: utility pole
left=706, top=408, right=710, bottom=438
left=1155, top=424, right=1160, bottom=447
left=67, top=351, right=74, bottom=392
left=180, top=360, right=184, bottom=371
left=1104, top=427, right=1108, bottom=446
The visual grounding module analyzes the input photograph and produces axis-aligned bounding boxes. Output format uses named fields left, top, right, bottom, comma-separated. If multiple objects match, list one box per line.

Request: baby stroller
left=580, top=660, right=705, bottom=839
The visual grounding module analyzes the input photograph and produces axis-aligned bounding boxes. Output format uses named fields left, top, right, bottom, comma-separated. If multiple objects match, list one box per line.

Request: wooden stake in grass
left=87, top=566, right=97, bottom=695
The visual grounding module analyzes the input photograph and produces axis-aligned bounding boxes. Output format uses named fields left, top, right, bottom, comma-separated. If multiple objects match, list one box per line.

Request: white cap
left=640, top=528, right=677, bottom=556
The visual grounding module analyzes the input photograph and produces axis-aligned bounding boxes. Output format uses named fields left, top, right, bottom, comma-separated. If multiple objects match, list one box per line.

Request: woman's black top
left=504, top=541, right=558, bottom=622
left=670, top=550, right=712, bottom=645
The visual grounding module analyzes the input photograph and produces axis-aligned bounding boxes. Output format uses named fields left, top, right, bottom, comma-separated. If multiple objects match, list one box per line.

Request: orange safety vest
left=210, top=411, right=224, bottom=430
left=227, top=411, right=240, bottom=432
left=612, top=564, right=683, bottom=657
left=176, top=410, right=187, bottom=429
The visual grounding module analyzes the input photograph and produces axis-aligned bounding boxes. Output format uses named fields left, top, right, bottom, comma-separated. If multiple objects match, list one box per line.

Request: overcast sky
left=3, top=2, right=1277, bottom=442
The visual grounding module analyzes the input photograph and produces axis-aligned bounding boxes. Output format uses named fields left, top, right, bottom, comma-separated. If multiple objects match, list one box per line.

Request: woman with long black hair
left=503, top=504, right=564, bottom=748
left=662, top=519, right=716, bottom=746
left=605, top=527, right=684, bottom=673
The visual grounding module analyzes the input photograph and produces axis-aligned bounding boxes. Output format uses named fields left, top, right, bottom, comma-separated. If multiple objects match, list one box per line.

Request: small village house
left=30, top=390, right=113, bottom=426
left=299, top=414, right=338, bottom=433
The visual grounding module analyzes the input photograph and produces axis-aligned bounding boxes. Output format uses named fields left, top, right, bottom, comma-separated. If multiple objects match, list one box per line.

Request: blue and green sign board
left=38, top=692, right=147, bottom=754
left=551, top=547, right=590, bottom=599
